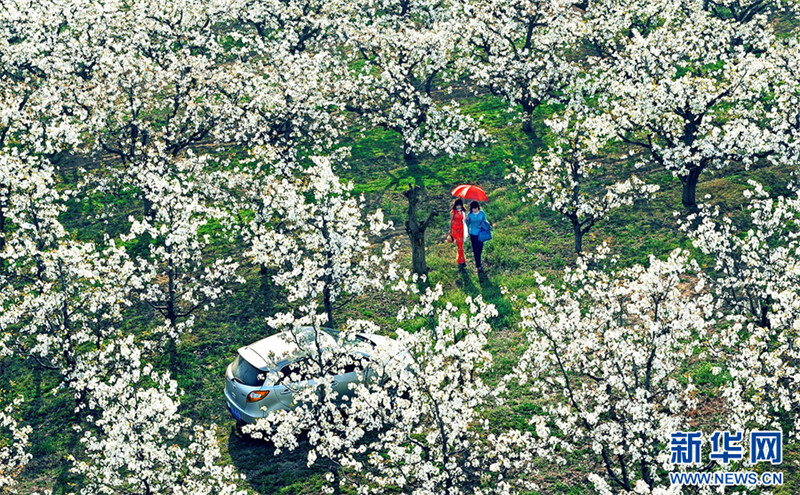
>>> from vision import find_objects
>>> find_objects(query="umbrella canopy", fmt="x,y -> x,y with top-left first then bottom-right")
451,184 -> 489,203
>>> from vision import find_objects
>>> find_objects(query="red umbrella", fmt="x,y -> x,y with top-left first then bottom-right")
451,184 -> 489,203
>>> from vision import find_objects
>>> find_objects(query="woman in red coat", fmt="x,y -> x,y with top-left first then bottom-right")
450,198 -> 467,270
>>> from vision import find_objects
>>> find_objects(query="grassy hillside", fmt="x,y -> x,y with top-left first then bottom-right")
8,92 -> 799,495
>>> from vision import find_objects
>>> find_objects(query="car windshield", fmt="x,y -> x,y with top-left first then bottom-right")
295,326 -> 339,346
231,354 -> 266,387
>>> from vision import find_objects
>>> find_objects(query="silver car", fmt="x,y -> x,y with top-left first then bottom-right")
224,326 -> 398,424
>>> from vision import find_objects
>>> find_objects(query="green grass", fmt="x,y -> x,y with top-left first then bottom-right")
7,90 -> 800,495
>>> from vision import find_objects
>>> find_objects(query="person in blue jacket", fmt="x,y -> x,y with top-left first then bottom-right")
466,201 -> 488,273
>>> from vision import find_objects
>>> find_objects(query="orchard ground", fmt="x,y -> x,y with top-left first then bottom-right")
9,94 -> 799,494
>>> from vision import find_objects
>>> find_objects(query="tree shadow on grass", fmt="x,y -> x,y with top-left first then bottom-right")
454,263 -> 514,330
456,265 -> 479,295
477,270 -> 514,330
227,425 -> 330,495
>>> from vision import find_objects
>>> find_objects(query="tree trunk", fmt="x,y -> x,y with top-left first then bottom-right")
410,230 -> 428,276
144,196 -> 155,220
166,300 -> 176,326
403,185 -> 431,276
573,221 -> 583,254
256,264 -> 273,318
402,146 -> 435,277
258,263 -> 271,300
521,112 -> 535,137
759,295 -> 772,329
520,100 -> 539,138
0,204 -> 5,274
321,218 -> 336,328
323,286 -> 334,329
330,466 -> 343,495
166,253 -> 177,327
680,167 -> 702,209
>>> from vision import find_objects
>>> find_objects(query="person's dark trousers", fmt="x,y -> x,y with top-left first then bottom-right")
470,234 -> 484,269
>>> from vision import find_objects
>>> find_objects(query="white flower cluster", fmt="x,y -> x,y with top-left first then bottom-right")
686,183 -> 800,440
68,336 -> 245,495
587,0 -> 796,207
1,0 -> 799,492
338,0 -> 490,157
510,112 -> 659,252
458,0 -> 581,133
513,248 -> 715,492
243,155 -> 399,327
119,153 -> 245,332
0,398 -> 32,494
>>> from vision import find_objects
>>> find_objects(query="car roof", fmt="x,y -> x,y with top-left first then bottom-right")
238,327 -> 339,370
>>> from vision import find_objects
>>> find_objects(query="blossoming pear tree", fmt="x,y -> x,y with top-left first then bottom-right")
0,152 -> 66,276
702,0 -> 795,22
512,248 -> 715,493
460,0 -> 581,136
0,398 -> 32,494
510,112 -> 658,253
247,155 -> 398,328
0,150 -> 148,393
579,0 -> 680,59
225,0 -> 347,156
684,183 -> 800,439
229,0 -> 345,57
223,52 -> 346,157
77,0 -> 238,219
0,0 -> 87,156
68,336 -> 245,495
120,154 -> 243,334
595,0 -> 780,207
2,240 -> 142,381
765,35 -> 800,178
339,0 -> 488,275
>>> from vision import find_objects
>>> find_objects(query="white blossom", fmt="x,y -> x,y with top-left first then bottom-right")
0,398 -> 32,493
509,111 -> 658,253
513,247 -> 714,491
685,183 -> 800,439
68,337 -> 245,495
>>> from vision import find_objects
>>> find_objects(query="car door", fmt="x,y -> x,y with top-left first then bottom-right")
332,353 -> 369,402
276,358 -> 313,408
